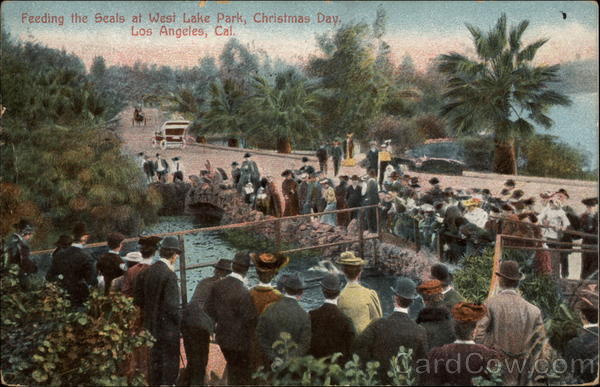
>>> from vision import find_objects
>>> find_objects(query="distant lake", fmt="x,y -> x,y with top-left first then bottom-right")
540,92 -> 598,170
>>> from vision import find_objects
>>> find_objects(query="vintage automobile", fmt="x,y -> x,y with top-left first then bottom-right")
152,120 -> 190,149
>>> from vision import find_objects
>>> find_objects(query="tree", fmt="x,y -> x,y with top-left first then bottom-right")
437,14 -> 571,174
219,38 -> 260,92
200,79 -> 248,139
245,70 -> 321,153
307,22 -> 390,139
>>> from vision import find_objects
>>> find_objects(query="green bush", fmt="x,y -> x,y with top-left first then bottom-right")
453,248 -> 494,303
253,332 -> 415,386
1,265 -> 154,386
519,134 -> 596,181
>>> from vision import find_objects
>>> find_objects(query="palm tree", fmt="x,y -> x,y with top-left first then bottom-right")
437,14 -> 571,175
245,70 -> 321,153
202,79 -> 248,141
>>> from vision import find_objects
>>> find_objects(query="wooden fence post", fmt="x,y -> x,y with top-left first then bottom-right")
178,234 -> 188,305
358,208 -> 365,259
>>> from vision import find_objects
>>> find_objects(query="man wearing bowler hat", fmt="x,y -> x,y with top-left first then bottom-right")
46,222 -> 97,307
354,277 -> 428,385
97,232 -> 126,296
256,272 -> 311,361
309,273 -> 356,364
181,258 -> 232,386
134,236 -> 182,386
474,260 -> 546,385
337,251 -> 382,333
5,219 -> 37,286
205,251 -> 257,385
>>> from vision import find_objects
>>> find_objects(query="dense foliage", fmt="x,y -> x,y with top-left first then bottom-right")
1,265 -> 154,386
253,332 -> 415,386
0,30 -> 162,246
453,248 -> 581,355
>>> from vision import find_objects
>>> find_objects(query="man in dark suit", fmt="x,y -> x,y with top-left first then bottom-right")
46,222 -> 97,307
309,274 -> 356,364
96,232 -> 125,295
231,162 -> 241,190
365,141 -> 379,173
564,300 -> 598,383
316,143 -> 328,174
181,259 -> 232,386
354,277 -> 428,385
346,175 -> 362,220
331,140 -> 343,177
205,251 -> 257,385
362,169 -> 379,233
134,236 -> 182,386
256,272 -> 311,361
5,219 -> 37,288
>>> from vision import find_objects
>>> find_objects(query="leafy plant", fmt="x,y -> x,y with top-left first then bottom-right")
453,247 -> 494,303
253,332 -> 415,386
1,264 -> 154,386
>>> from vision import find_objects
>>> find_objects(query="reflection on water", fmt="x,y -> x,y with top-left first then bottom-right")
142,216 -> 398,314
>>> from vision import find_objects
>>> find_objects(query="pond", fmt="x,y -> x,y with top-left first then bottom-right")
142,216 -> 399,314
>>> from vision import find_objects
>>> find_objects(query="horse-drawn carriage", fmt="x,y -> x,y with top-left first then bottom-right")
152,120 -> 190,149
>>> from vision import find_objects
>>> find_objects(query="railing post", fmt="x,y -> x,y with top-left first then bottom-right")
178,234 -> 188,305
275,218 -> 282,254
374,206 -> 380,265
414,218 -> 421,253
358,208 -> 365,259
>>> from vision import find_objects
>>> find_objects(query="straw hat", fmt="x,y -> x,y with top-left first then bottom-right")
417,280 -> 443,296
124,251 -> 143,263
337,251 -> 366,266
252,252 -> 289,272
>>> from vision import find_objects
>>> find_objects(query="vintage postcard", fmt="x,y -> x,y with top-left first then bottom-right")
1,1 -> 598,386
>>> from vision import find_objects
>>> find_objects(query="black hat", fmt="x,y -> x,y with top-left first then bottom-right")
490,206 -> 501,214
482,189 -> 491,195
556,188 -> 570,199
429,177 -> 440,185
172,157 -> 181,161
500,188 -> 511,196
107,232 -> 126,247
244,153 -> 252,158
391,277 -> 418,299
504,179 -> 516,187
137,152 -> 144,156
214,259 -> 233,272
305,166 -> 316,175
302,156 -> 309,162
138,235 -> 162,247
281,272 -> 306,291
582,197 -> 598,207
431,263 -> 451,285
444,187 -> 454,193
320,273 -> 341,292
233,250 -> 251,268
410,184 -> 421,189
496,260 -> 525,281
231,161 -> 239,167
72,222 -> 89,239
351,175 -> 360,181
160,236 -> 182,253
501,203 -> 515,212
511,190 -> 524,199
523,197 -> 535,206
54,235 -> 73,248
14,219 -> 34,234
156,153 -> 161,157
281,169 -> 293,177
410,177 -> 419,183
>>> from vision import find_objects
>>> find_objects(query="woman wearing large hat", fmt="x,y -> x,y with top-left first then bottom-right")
426,302 -> 500,385
336,251 -> 382,333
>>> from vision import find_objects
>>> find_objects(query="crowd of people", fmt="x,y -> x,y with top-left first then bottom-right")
5,219 -> 598,385
4,141 -> 597,386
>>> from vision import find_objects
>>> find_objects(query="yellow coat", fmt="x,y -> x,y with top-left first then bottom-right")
338,282 -> 383,333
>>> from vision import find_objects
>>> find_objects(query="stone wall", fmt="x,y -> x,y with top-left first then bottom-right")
182,183 -> 436,280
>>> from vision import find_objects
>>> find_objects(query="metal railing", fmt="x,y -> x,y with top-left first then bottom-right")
31,204 -> 382,304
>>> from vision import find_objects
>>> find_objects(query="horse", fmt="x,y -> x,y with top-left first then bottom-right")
132,108 -> 146,127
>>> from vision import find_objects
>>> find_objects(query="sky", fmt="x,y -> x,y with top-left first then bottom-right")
1,1 -> 598,70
